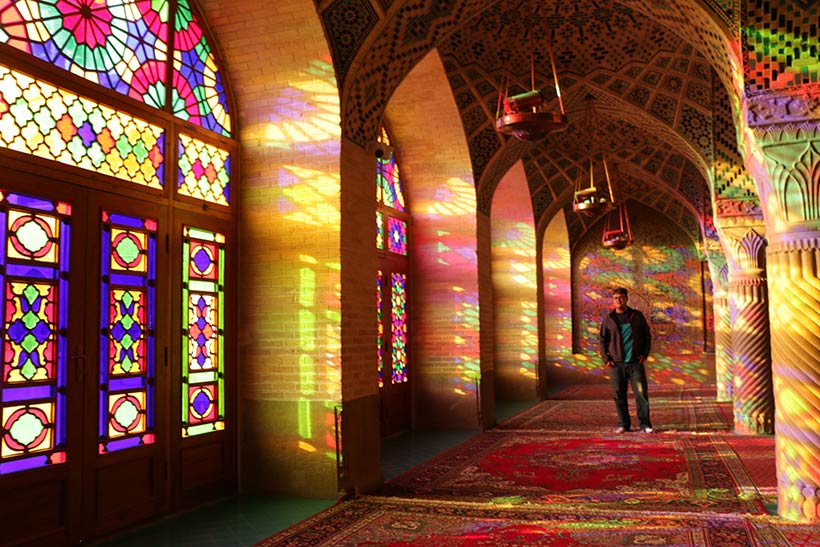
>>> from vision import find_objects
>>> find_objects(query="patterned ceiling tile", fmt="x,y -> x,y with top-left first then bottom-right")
743,0 -> 820,93
321,0 -> 378,82
325,0 -> 747,229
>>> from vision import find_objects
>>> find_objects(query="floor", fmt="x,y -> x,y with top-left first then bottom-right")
89,401 -> 534,547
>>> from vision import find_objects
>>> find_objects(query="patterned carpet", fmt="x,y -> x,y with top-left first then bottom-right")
255,383 -> 820,546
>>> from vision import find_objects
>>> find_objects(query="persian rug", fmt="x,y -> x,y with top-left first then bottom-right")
378,431 -> 767,514
497,399 -> 732,433
547,383 -> 718,401
254,496 -> 793,547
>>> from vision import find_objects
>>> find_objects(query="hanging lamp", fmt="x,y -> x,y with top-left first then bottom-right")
495,37 -> 566,141
572,97 -> 615,216
601,201 -> 633,250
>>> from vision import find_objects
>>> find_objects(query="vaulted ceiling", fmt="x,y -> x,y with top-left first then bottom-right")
317,0 -> 752,248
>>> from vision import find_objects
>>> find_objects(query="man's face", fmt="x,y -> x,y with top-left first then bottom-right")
613,293 -> 628,312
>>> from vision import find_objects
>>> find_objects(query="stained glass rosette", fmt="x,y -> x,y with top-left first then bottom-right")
172,0 -> 230,136
181,225 -> 224,437
0,0 -> 232,136
0,0 -> 169,108
99,211 -> 156,453
0,190 -> 70,474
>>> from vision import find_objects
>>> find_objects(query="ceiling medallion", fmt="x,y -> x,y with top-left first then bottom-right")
495,40 -> 566,142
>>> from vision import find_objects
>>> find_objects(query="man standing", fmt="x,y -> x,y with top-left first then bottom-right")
598,287 -> 653,433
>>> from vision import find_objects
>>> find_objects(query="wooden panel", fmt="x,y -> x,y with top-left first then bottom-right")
181,440 -> 226,487
0,475 -> 67,547
95,458 -> 155,519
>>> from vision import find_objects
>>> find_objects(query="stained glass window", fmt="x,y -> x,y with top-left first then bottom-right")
387,217 -> 406,255
99,211 -> 156,453
0,0 -> 232,136
0,63 -> 166,188
390,272 -> 407,384
376,126 -> 404,211
377,270 -> 383,388
178,133 -> 230,205
181,225 -> 224,437
0,189 -> 71,474
173,0 -> 231,136
376,211 -> 384,250
0,0 -> 169,107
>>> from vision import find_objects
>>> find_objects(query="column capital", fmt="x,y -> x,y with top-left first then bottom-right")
745,88 -> 820,131
718,222 -> 766,275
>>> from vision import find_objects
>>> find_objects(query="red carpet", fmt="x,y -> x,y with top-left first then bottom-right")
254,497 -> 804,546
378,431 -> 766,513
254,382 -> 820,546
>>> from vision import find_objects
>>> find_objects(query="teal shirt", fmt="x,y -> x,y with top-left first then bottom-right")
616,312 -> 633,362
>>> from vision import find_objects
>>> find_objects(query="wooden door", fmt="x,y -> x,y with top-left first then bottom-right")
0,174 -> 86,547
170,209 -> 236,509
0,172 -> 171,547
78,193 -> 170,539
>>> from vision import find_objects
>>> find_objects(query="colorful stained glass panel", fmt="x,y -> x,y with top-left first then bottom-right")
172,0 -> 231,136
387,216 -> 407,255
0,190 -> 70,474
376,126 -> 404,212
0,0 -> 169,108
99,211 -> 156,454
177,133 -> 230,205
181,226 -> 225,437
0,64 -> 165,188
377,270 -> 383,388
390,272 -> 407,384
376,211 -> 384,250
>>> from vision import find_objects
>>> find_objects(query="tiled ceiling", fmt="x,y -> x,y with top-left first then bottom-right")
320,0 -> 745,246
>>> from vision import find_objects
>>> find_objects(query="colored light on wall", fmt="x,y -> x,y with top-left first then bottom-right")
0,189 -> 70,474
99,211 -> 156,453
178,133 -> 231,205
181,226 -> 225,437
0,63 -> 165,188
278,165 -> 341,227
263,60 -> 340,146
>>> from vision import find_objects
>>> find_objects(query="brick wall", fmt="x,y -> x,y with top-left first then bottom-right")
199,0 -> 344,498
491,161 -> 539,401
385,51 -> 484,430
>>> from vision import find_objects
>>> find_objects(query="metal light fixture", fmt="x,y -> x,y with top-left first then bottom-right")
495,39 -> 566,141
572,96 -> 615,216
602,201 -> 633,250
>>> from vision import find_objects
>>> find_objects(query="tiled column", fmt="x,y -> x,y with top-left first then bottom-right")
748,115 -> 820,522
704,244 -> 732,402
720,221 -> 774,435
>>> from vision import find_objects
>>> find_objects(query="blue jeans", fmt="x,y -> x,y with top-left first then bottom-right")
609,361 -> 651,430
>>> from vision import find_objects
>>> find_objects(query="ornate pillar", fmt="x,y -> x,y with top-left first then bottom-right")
719,216 -> 774,435
748,119 -> 820,522
705,244 -> 732,402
